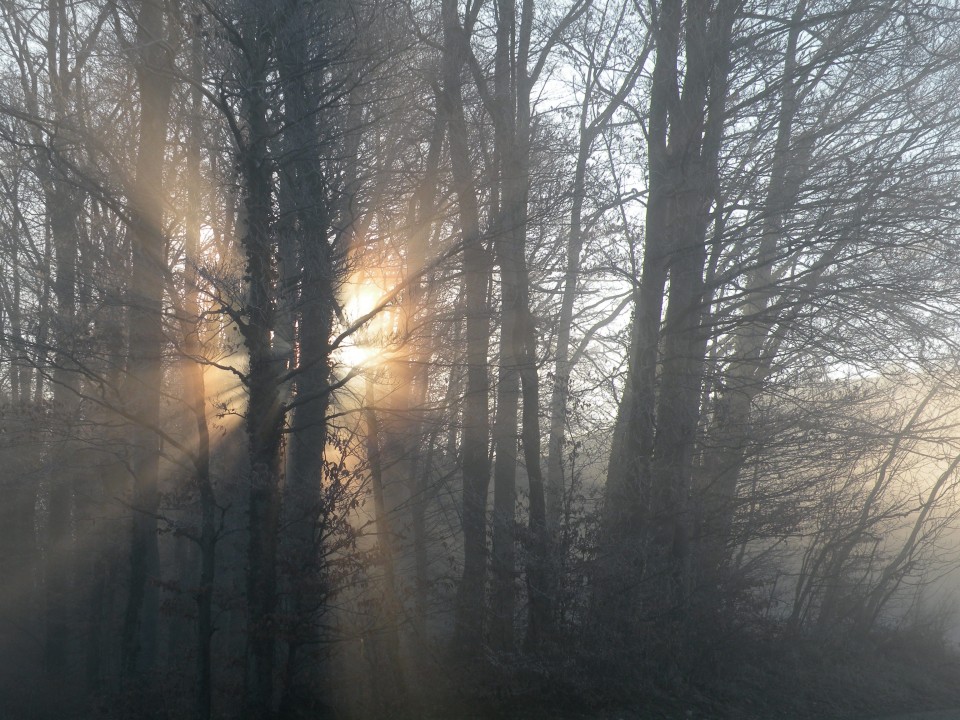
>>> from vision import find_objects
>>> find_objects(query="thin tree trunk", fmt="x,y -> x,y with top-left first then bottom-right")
181,16 -> 216,717
697,1 -> 807,589
545,40 -> 646,536
404,109 -> 445,642
490,284 -> 520,652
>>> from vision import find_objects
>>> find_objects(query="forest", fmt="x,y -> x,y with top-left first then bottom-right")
5,0 -> 960,718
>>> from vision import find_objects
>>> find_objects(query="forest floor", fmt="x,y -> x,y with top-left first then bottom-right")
450,630 -> 960,720
869,713 -> 960,720
682,634 -> 960,720
676,632 -> 960,720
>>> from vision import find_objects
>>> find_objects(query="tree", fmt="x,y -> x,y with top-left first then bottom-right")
599,0 -> 739,636
120,0 -> 174,683
441,0 -> 494,657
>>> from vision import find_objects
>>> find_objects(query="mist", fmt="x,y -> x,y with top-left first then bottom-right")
4,0 -> 960,718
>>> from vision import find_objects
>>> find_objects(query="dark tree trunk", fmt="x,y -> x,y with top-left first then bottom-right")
598,0 -> 738,622
241,44 -> 285,719
276,4 -> 338,715
402,104 -> 445,643
42,0 -> 82,688
441,0 -> 494,658
179,17 -> 217,718
121,0 -> 173,683
484,0 -> 554,653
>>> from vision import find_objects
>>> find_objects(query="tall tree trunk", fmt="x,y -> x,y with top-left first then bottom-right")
276,3 -> 338,714
491,145 -> 552,652
545,40 -> 645,536
43,179 -> 79,684
489,269 -> 521,652
442,0 -> 494,658
487,0 -> 526,655
697,0 -> 807,589
598,0 -> 738,622
121,0 -> 173,681
544,141 -> 589,541
485,0 -> 555,653
0,401 -> 40,688
241,39 -> 285,718
179,15 -> 217,718
403,104 -> 445,642
42,0 -> 81,686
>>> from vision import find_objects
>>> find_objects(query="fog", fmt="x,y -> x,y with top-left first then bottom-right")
4,0 -> 960,718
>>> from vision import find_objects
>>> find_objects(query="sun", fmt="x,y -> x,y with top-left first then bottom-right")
335,268 -> 400,372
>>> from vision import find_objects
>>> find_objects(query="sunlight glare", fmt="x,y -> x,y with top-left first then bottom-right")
336,268 -> 400,372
